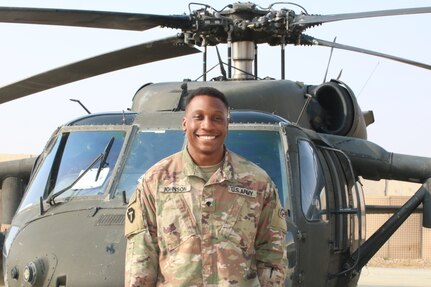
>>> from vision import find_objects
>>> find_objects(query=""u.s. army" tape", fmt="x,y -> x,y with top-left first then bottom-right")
228,186 -> 257,198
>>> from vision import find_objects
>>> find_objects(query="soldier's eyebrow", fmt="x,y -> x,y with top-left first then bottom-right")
189,109 -> 226,116
191,109 -> 227,114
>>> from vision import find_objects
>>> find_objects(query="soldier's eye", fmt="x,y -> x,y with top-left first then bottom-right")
213,116 -> 225,122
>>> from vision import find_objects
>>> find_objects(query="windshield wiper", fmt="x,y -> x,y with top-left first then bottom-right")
95,136 -> 114,181
46,136 -> 115,206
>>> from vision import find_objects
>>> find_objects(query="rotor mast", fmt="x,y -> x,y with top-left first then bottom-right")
232,41 -> 255,80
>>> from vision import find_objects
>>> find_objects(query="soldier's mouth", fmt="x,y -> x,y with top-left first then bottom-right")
197,135 -> 217,140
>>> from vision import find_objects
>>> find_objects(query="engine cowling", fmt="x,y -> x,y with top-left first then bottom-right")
308,80 -> 371,139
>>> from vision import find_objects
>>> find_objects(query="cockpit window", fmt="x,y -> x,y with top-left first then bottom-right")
50,131 -> 125,198
115,130 -> 185,198
298,140 -> 327,221
18,135 -> 62,211
115,129 -> 288,205
18,130 -> 125,211
225,130 -> 288,206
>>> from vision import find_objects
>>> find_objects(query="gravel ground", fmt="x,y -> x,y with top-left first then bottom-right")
367,257 -> 431,269
358,266 -> 431,287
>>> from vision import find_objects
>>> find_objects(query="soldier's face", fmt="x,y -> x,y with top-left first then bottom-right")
182,95 -> 229,166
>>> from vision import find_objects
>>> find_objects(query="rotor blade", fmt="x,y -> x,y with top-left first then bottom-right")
0,7 -> 191,31
301,35 -> 431,71
0,36 -> 200,104
292,7 -> 431,26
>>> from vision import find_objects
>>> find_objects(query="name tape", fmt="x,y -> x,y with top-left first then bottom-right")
159,185 -> 190,193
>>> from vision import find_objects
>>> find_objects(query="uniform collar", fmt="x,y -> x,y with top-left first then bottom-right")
182,147 -> 234,183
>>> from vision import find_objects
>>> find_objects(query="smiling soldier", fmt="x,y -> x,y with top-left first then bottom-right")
125,87 -> 287,286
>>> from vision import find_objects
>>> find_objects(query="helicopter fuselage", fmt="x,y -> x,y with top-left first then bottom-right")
2,80 -> 369,286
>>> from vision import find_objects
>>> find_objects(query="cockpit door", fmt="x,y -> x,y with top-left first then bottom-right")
283,125 -> 364,287
283,125 -> 332,286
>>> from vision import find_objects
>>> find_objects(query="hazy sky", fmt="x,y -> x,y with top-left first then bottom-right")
0,0 -> 430,158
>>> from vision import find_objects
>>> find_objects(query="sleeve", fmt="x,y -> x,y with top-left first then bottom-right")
124,177 -> 159,287
255,181 -> 288,287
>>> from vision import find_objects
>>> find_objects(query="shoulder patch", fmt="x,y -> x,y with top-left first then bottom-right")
127,207 -> 136,223
271,204 -> 288,233
124,191 -> 145,238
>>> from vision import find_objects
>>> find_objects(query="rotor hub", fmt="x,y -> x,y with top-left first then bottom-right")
182,2 -> 303,46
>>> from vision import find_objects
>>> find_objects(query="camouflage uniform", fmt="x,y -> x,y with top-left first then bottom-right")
125,149 -> 287,286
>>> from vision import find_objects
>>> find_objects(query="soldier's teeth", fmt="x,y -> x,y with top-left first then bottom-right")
199,135 -> 216,140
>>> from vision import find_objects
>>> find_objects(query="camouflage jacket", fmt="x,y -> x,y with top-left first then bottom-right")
125,149 -> 287,286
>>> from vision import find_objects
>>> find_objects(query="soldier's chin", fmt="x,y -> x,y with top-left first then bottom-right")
198,145 -> 222,155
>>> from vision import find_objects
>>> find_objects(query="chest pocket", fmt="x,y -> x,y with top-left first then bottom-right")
157,192 -> 198,252
219,196 -> 259,252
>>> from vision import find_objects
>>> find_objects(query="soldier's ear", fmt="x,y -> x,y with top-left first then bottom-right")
182,117 -> 187,132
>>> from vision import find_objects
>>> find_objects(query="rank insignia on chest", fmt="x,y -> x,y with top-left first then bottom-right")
228,186 -> 257,198
159,184 -> 191,193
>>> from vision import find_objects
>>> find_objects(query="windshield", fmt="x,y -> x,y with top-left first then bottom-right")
115,129 -> 288,205
18,130 -> 126,211
115,130 -> 185,198
226,129 -> 288,206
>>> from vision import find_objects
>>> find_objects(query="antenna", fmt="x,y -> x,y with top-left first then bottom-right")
323,37 -> 337,83
358,61 -> 380,97
70,99 -> 91,114
336,69 -> 343,80
294,93 -> 313,125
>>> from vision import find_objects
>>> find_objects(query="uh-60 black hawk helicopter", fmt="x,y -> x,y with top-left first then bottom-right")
0,2 -> 431,286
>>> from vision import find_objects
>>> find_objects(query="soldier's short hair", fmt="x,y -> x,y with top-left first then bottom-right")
185,87 -> 229,110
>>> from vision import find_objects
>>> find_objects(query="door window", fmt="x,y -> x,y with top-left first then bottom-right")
298,140 -> 328,221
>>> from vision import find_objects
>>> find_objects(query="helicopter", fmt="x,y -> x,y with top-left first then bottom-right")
0,1 -> 431,286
